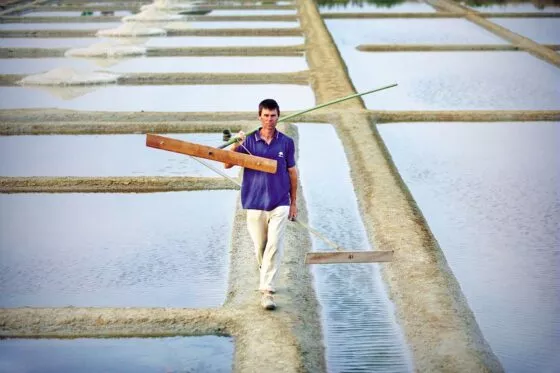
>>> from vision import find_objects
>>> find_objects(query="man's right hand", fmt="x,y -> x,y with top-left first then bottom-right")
233,131 -> 246,147
225,131 -> 246,169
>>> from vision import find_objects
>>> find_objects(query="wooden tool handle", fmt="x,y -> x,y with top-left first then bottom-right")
146,134 -> 277,174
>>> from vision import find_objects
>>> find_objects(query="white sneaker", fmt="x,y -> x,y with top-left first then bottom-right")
261,293 -> 276,310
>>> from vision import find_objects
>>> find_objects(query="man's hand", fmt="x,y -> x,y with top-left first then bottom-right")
233,131 -> 246,148
289,203 -> 297,221
225,131 -> 246,169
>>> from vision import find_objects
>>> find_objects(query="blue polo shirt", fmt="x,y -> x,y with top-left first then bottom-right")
235,128 -> 296,211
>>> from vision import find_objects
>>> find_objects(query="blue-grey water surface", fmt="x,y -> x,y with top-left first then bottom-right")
0,85 -> 316,112
297,123 -> 413,373
22,11 -> 133,17
0,36 -> 305,48
318,1 -> 436,13
0,22 -> 122,30
489,18 -> 560,44
0,133 -> 239,177
0,191 -> 237,308
325,18 -> 506,45
0,336 -> 233,373
0,56 -> 308,74
324,48 -> 560,111
461,2 -> 560,12
377,121 -> 560,373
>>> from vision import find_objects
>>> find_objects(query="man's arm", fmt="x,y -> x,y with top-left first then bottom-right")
288,166 -> 298,220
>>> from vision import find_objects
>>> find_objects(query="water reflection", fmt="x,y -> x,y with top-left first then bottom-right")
377,121 -> 560,373
0,191 -> 236,308
0,336 -> 234,373
317,0 -> 435,12
317,0 -> 407,9
0,85 -> 316,112
297,123 -> 413,373
0,134 -> 240,177
316,0 -> 560,7
459,0 -> 560,10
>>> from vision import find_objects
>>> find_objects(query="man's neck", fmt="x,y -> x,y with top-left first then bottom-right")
260,128 -> 276,141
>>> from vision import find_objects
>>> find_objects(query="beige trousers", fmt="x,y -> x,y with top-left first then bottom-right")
246,205 -> 289,292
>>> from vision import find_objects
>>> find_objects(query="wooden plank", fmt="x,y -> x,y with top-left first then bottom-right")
146,134 -> 277,174
305,250 -> 394,264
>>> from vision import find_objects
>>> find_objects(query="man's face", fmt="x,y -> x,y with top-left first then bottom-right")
259,108 -> 279,130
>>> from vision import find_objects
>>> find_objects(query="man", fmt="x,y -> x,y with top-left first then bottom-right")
225,99 -> 298,310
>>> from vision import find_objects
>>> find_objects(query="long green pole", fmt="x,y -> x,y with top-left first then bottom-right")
217,83 -> 397,149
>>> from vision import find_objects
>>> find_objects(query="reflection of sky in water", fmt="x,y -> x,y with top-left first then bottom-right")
209,9 -> 297,15
0,36 -> 305,48
0,85 -> 315,112
0,56 -> 308,74
0,133 -> 240,177
318,1 -> 436,12
325,18 -> 506,45
297,123 -> 413,373
323,46 -> 560,110
145,35 -> 305,47
166,21 -> 299,29
0,191 -> 237,308
461,2 -> 560,12
22,11 -> 133,16
0,336 -> 234,373
489,18 -> 560,44
377,121 -> 560,373
0,22 -> 122,30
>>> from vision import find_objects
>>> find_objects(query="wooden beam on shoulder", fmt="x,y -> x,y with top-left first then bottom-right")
146,134 -> 277,174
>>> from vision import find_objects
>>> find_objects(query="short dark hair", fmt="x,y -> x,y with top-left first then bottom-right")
258,99 -> 280,116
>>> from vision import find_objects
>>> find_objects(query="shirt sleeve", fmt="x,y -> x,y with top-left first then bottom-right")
286,138 -> 296,168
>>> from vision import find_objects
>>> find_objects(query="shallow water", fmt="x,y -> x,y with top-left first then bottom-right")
324,18 -> 506,45
0,133 -> 239,177
21,11 -> 133,17
0,56 -> 308,74
0,85 -> 316,112
208,9 -> 297,15
325,49 -> 560,110
0,22 -> 123,30
0,35 -> 305,48
0,336 -> 234,373
144,35 -> 305,47
297,123 -> 413,373
318,1 -> 436,13
461,2 -> 560,12
0,191 -> 237,308
489,18 -> 560,44
377,121 -> 560,373
167,21 -> 299,29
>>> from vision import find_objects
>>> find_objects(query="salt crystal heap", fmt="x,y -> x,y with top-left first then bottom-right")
18,67 -> 120,86
64,42 -> 147,58
140,0 -> 207,13
124,4 -> 185,22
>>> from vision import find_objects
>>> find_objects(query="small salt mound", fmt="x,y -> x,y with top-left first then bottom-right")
97,23 -> 167,37
140,0 -> 206,12
64,42 -> 147,58
123,7 -> 184,22
18,67 -> 120,86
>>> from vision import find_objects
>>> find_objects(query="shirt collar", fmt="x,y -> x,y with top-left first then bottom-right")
255,128 -> 279,142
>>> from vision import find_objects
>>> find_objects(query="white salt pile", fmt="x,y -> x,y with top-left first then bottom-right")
18,67 -> 120,86
64,42 -> 147,58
